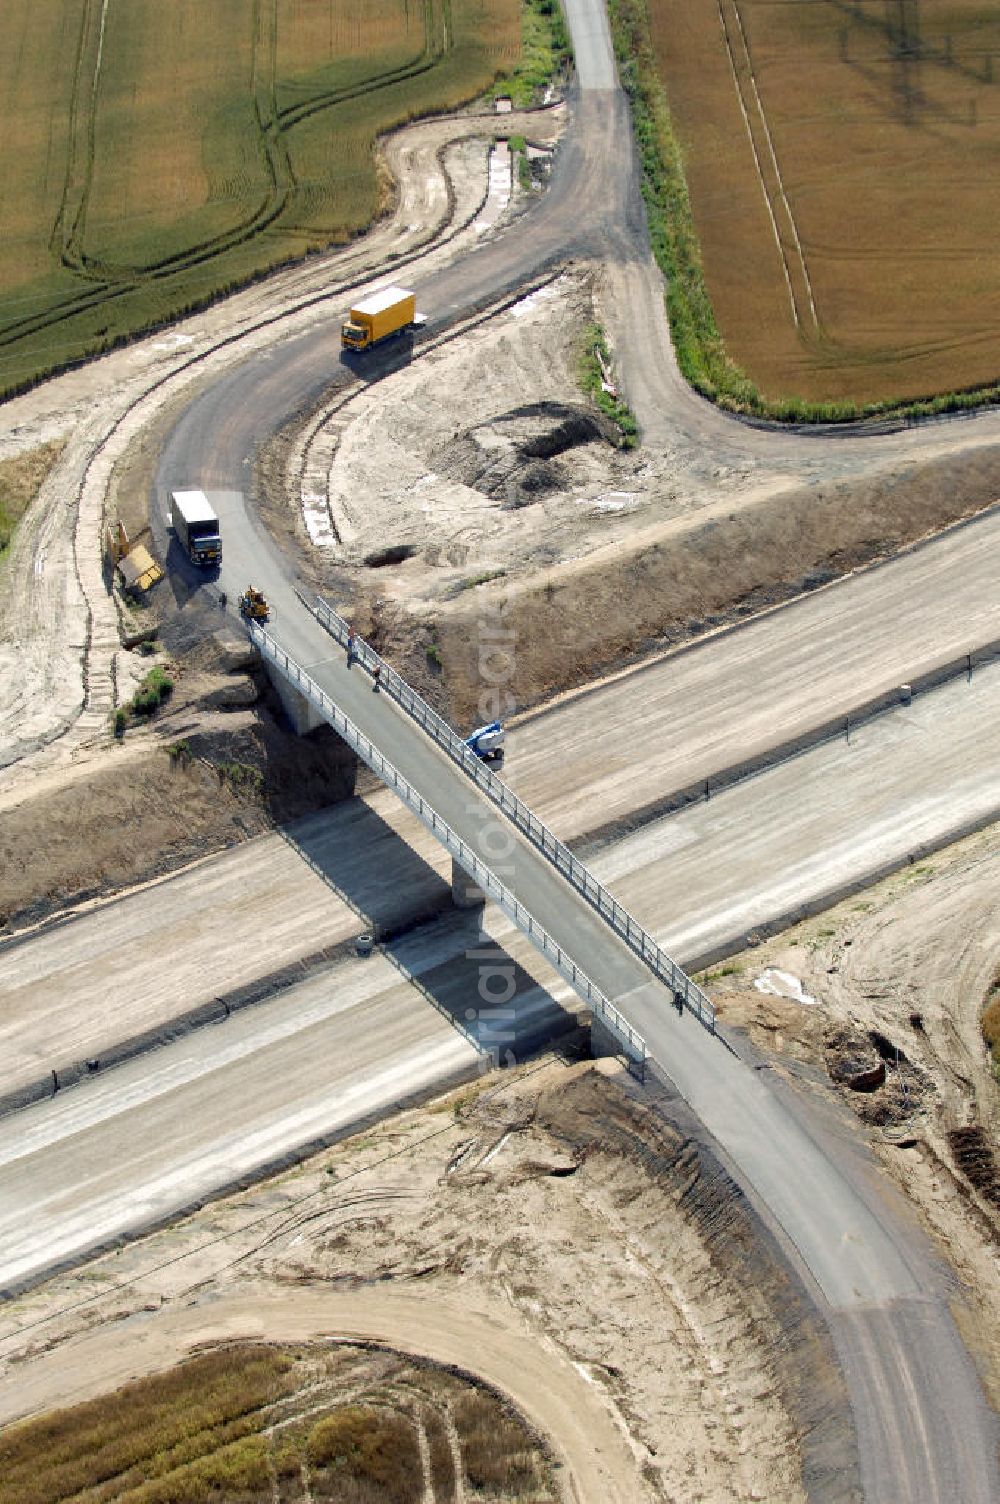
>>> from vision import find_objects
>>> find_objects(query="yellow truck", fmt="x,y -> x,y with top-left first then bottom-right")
341,286 -> 419,352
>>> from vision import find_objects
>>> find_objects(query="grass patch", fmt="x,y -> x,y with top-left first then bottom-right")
0,441 -> 65,558
699,962 -> 743,983
578,322 -> 638,447
459,569 -> 507,590
499,0 -> 572,107
0,1345 -> 295,1504
216,759 -> 264,795
130,666 -> 174,718
308,1406 -> 421,1503
115,665 -> 174,734
608,0 -> 1000,422
508,133 -> 533,192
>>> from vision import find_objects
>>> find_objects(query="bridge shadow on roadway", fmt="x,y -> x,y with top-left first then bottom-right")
279,801 -> 580,1064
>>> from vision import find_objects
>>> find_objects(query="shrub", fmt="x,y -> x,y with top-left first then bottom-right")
131,666 -> 174,717
307,1407 -> 421,1504
498,0 -> 572,107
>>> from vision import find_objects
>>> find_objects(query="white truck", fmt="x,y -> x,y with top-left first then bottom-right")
170,490 -> 222,567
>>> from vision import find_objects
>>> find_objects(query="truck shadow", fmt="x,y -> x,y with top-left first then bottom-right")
278,802 -> 578,1062
339,330 -> 418,386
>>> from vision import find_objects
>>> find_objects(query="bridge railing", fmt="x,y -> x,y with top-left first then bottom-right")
250,622 -> 647,1077
305,594 -> 716,1033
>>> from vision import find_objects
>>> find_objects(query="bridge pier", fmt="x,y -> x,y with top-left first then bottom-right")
268,667 -> 327,734
263,663 -> 359,797
451,858 -> 486,909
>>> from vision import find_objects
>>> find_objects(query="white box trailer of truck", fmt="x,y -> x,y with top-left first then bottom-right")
170,490 -> 222,566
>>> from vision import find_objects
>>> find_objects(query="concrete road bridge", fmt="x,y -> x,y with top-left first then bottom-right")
256,591 -> 716,1068
240,578 -> 999,1504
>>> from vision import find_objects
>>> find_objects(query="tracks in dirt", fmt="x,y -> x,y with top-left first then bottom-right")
2,0 -> 1000,1496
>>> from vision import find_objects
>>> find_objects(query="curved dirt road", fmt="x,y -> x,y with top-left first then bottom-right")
0,1289 -> 643,1504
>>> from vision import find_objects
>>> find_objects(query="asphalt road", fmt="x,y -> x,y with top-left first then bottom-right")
6,0 -> 998,1495
3,659 -> 1000,1495
4,513 -> 998,1107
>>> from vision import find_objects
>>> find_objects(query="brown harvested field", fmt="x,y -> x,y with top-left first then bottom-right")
648,0 -> 1000,404
0,0 -> 520,397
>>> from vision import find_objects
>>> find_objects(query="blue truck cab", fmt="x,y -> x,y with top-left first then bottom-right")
464,720 -> 505,761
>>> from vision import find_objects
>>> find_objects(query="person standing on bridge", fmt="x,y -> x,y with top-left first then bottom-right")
347,625 -> 355,662
372,660 -> 382,691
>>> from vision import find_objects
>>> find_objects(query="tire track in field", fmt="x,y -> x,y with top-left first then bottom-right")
276,0 -> 445,135
717,0 -> 819,336
51,0 -> 111,283
0,0 -> 450,367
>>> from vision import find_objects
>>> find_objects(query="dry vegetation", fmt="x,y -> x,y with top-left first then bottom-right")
0,441 -> 65,558
983,974 -> 1000,1075
643,0 -> 1000,406
0,0 -> 523,397
0,1341 -> 555,1504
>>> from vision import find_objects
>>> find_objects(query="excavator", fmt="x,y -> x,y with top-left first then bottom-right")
239,585 -> 270,622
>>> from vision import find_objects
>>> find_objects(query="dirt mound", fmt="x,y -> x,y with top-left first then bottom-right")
825,1025 -> 933,1126
525,1070 -> 857,1501
432,400 -> 614,509
432,450 -> 1000,724
0,633 -> 358,936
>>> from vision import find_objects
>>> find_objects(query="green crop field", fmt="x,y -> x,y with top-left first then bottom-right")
643,0 -> 1000,408
0,0 -> 528,398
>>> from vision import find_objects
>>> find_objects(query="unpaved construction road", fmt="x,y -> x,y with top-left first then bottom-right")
2,656 -> 999,1495
1,0 -> 1000,1498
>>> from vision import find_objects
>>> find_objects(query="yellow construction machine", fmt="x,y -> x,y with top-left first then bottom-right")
239,586 -> 270,622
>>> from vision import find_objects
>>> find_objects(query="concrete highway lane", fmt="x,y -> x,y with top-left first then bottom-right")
3,519 -> 998,1112
18,0 -> 993,1495
3,657 -> 1000,1495
0,923 -> 572,1295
